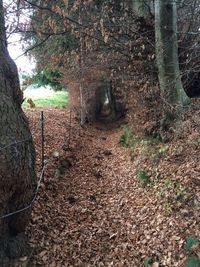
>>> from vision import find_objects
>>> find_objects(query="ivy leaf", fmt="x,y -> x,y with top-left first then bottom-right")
186,256 -> 200,267
144,257 -> 152,266
184,237 -> 199,251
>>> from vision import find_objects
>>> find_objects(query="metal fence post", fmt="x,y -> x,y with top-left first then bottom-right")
41,111 -> 45,182
68,109 -> 72,148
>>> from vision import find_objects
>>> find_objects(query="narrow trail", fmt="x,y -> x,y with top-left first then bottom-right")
25,108 -> 199,267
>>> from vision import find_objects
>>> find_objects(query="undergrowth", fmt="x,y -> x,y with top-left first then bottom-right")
184,237 -> 200,267
119,126 -> 191,214
136,169 -> 150,187
119,127 -> 135,147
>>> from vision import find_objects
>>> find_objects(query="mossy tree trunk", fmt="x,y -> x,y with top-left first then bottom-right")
132,0 -> 153,18
0,0 -> 36,265
155,0 -> 190,110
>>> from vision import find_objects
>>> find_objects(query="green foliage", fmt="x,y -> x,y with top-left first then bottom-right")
23,91 -> 68,109
158,145 -> 168,154
162,202 -> 173,214
193,136 -> 200,145
144,257 -> 152,266
119,127 -> 134,147
20,71 -> 31,82
152,177 -> 189,215
153,144 -> 169,163
31,69 -> 63,91
184,237 -> 200,267
186,256 -> 200,267
174,183 -> 187,201
136,170 -> 150,186
184,237 -> 199,251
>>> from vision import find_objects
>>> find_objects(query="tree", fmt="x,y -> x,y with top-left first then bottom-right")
21,0 -> 132,121
0,0 -> 36,264
19,0 -> 195,128
177,0 -> 200,97
155,0 -> 190,115
132,0 -> 153,18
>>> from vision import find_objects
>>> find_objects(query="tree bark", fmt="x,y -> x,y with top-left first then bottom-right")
155,0 -> 190,109
0,0 -> 36,265
132,0 -> 153,18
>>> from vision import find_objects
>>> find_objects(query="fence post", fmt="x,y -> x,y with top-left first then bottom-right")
41,111 -> 45,182
68,109 -> 72,148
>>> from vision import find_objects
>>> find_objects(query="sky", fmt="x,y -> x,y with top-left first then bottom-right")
4,0 -> 35,74
7,33 -> 36,74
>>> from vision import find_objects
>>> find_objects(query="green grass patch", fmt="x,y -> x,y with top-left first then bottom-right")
23,91 -> 68,109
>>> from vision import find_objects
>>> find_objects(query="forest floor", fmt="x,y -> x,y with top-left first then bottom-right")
24,107 -> 199,267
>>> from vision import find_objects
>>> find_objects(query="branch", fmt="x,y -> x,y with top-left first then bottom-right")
14,34 -> 51,60
23,0 -> 82,26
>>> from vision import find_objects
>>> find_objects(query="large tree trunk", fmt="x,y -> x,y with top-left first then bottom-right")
155,0 -> 190,109
0,1 -> 36,265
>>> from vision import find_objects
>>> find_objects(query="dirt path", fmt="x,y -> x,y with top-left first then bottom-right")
25,108 -> 199,267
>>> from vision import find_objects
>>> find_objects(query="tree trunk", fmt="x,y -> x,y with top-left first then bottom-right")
95,79 -> 118,121
132,0 -> 152,18
155,0 -> 190,109
0,1 -> 36,265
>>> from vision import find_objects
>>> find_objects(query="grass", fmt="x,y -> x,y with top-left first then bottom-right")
23,90 -> 68,109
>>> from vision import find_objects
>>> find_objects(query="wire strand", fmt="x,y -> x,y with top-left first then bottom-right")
0,165 -> 45,219
0,115 -> 42,152
0,109 -> 78,220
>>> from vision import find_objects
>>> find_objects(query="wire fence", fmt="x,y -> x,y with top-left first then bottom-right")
0,166 -> 45,219
0,108 -> 78,220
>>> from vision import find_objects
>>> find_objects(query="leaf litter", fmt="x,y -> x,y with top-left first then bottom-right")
25,107 -> 199,267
